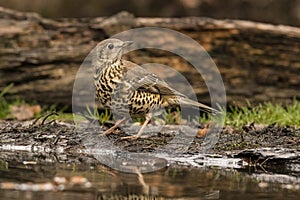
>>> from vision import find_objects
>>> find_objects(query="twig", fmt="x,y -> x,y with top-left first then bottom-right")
32,112 -> 59,125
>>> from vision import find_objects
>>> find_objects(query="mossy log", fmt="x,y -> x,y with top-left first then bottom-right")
0,7 -> 299,109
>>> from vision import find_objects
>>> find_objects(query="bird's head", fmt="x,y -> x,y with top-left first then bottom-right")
94,38 -> 133,63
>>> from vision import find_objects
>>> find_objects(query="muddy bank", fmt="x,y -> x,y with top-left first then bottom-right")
0,119 -> 299,169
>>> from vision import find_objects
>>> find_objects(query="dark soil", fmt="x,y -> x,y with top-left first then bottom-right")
0,119 -> 299,166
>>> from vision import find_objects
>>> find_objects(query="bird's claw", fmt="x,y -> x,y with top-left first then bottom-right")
99,129 -> 112,136
120,135 -> 139,140
99,129 -> 121,137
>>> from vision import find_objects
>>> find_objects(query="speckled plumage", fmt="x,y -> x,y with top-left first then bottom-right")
93,38 -> 218,140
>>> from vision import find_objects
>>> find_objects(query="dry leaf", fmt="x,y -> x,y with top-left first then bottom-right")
10,104 -> 41,120
197,127 -> 208,137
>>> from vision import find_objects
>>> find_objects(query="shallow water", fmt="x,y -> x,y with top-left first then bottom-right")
0,154 -> 300,200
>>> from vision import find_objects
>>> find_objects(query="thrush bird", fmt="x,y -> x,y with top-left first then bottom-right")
93,38 -> 219,140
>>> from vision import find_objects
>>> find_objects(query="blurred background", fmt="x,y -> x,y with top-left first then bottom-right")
1,0 -> 300,111
0,0 -> 299,27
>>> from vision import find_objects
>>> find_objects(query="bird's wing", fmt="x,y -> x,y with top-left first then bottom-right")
123,60 -> 186,97
122,60 -> 219,114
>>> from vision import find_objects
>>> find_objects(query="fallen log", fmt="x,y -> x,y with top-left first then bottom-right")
0,7 -> 299,109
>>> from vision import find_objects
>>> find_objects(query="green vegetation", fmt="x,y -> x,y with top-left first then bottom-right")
1,84 -> 300,128
0,84 -> 13,119
85,106 -> 111,125
0,84 -> 72,121
42,104 -> 73,121
163,107 -> 182,125
218,100 -> 300,128
0,83 -> 26,119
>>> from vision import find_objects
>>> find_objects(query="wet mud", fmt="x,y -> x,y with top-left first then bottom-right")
0,120 -> 299,166
1,119 -> 300,198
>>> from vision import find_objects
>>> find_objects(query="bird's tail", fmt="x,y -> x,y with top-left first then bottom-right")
176,97 -> 220,114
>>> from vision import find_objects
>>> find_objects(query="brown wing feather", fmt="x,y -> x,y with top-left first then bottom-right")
122,60 -> 185,97
122,60 -> 219,114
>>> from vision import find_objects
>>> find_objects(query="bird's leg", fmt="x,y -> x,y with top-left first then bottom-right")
99,117 -> 127,136
121,113 -> 153,140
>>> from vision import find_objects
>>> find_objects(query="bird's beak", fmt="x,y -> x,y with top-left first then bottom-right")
122,41 -> 134,47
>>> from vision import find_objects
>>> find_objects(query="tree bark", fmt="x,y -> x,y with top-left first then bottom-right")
0,7 -> 299,109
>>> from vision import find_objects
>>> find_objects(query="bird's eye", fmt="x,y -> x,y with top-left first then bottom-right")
107,43 -> 114,50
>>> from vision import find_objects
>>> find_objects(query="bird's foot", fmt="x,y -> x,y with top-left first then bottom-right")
99,130 -> 112,137
120,134 -> 140,140
99,127 -> 117,136
100,129 -> 123,137
99,118 -> 127,137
